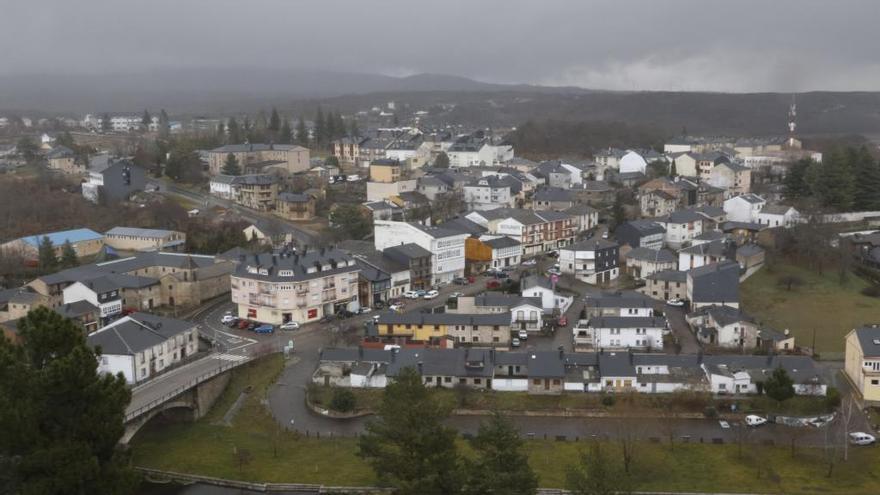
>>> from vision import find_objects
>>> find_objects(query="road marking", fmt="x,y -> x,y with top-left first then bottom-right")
217,353 -> 249,362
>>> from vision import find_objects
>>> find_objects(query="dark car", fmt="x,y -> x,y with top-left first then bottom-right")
337,310 -> 355,319
225,317 -> 240,327
453,277 -> 469,285
319,314 -> 337,324
247,321 -> 258,331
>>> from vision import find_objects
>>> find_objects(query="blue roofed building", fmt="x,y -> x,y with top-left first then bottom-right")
1,228 -> 104,260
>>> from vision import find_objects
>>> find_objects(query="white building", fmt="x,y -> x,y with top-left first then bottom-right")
521,275 -> 572,314
374,221 -> 468,285
558,238 -> 620,284
62,279 -> 123,321
756,205 -> 800,228
481,236 -> 523,269
585,316 -> 667,350
723,194 -> 766,223
655,210 -> 704,249
87,313 -> 199,384
463,176 -> 515,210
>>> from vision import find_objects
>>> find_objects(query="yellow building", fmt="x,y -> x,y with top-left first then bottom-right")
376,312 -> 511,347
369,159 -> 401,183
845,325 -> 880,403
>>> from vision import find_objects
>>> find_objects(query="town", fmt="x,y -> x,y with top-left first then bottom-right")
3,3 -> 880,494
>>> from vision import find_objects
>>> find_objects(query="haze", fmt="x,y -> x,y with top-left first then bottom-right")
3,0 -> 880,93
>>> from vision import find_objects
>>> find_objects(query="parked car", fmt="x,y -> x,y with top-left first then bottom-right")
719,420 -> 730,429
453,277 -> 469,285
744,415 -> 768,427
254,324 -> 274,334
486,280 -> 501,289
546,250 -> 559,258
493,271 -> 510,279
517,329 -> 529,340
849,432 -> 876,446
359,307 -> 372,314
404,290 -> 419,299
221,314 -> 237,324
346,174 -> 361,182
521,258 -> 537,266
389,303 -> 403,312
666,298 -> 686,307
511,337 -> 521,348
423,289 -> 439,299
450,291 -> 464,298
415,289 -> 427,298
247,321 -> 258,331
280,321 -> 300,331
237,319 -> 252,330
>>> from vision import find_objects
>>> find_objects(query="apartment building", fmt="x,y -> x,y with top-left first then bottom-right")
845,325 -> 880,403
276,192 -> 316,221
559,238 -> 619,284
206,143 -> 310,176
374,221 -> 467,285
231,248 -> 359,325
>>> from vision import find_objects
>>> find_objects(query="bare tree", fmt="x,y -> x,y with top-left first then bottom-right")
659,410 -> 679,451
839,395 -> 857,462
823,420 -> 839,478
616,421 -> 639,474
233,447 -> 252,473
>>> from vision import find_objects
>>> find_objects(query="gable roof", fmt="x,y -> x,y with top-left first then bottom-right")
854,326 -> 880,357
521,274 -> 553,291
87,312 -> 195,356
625,247 -> 675,263
16,228 -> 103,248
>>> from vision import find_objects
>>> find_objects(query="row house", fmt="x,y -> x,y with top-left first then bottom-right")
465,208 -> 575,256
450,293 -> 544,333
206,143 -> 310,176
624,247 -> 677,280
375,312 -> 512,347
686,305 -> 759,349
573,316 -> 667,351
464,236 -> 523,273
559,238 -> 620,284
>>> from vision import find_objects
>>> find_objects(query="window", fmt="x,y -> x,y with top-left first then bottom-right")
459,378 -> 466,384
444,377 -> 451,383
552,379 -> 560,385
472,337 -> 479,342
719,383 -> 727,390
872,379 -> 879,386
533,379 -> 541,385
474,378 -> 481,385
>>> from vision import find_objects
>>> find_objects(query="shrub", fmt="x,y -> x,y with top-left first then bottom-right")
704,406 -> 718,418
825,387 -> 841,410
330,388 -> 356,413
600,394 -> 616,407
861,285 -> 880,298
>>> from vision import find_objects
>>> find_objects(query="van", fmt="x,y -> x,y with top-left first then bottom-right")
849,432 -> 876,446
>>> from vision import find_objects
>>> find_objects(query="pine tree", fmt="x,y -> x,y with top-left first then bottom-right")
38,236 -> 57,271
852,146 -> 880,210
784,158 -> 812,201
268,107 -> 281,132
278,119 -> 292,144
141,109 -> 152,127
222,153 -> 241,175
670,159 -> 677,177
216,121 -> 226,142
295,117 -> 309,147
60,240 -> 78,268
764,367 -> 795,403
348,118 -> 360,137
462,413 -> 538,495
314,107 -> 326,149
434,152 -> 450,168
101,113 -> 112,132
227,117 -> 241,144
158,109 -> 170,137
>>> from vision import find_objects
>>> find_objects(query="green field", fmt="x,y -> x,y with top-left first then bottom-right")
131,355 -> 880,493
741,263 -> 880,354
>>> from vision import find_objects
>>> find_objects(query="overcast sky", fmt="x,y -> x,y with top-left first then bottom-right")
3,0 -> 880,92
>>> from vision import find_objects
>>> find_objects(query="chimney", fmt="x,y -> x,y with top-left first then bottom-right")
417,361 -> 423,374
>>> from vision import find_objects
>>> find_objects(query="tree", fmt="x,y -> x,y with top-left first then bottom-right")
348,118 -> 360,138
646,160 -> 669,178
268,107 -> 281,133
216,121 -> 226,142
669,159 -> 677,177
611,192 -> 627,230
16,136 -> 39,163
158,109 -> 170,137
330,388 -> 356,412
851,146 -> 880,210
278,119 -> 292,144
784,158 -> 812,201
0,307 -> 135,494
324,155 -> 340,167
777,274 -> 804,291
434,152 -> 450,168
59,240 -> 78,269
358,367 -> 462,494
314,107 -> 326,149
566,442 -> 630,495
763,367 -> 795,404
141,109 -> 152,128
329,204 -> 371,241
295,117 -> 309,147
166,145 -> 204,183
227,117 -> 242,144
463,412 -> 538,495
101,112 -> 112,132
38,235 -> 57,271
222,153 -> 241,176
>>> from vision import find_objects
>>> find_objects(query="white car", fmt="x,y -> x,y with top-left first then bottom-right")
346,174 -> 361,182
450,291 -> 464,298
744,415 -> 768,427
280,321 -> 300,331
517,330 -> 529,341
423,290 -> 439,299
666,298 -> 686,307
849,432 -> 876,446
221,314 -> 237,324
521,259 -> 537,266
403,290 -> 419,299
389,304 -> 403,312
511,338 -> 521,348
718,420 -> 730,429
359,307 -> 372,314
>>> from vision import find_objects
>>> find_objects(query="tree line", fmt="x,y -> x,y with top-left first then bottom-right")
218,106 -> 357,151
784,146 -> 880,212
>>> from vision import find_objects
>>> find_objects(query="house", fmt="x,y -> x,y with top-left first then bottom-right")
564,204 -> 599,232
532,187 -> 575,211
614,220 -> 666,250
104,227 -> 186,253
446,135 -> 512,168
331,136 -> 370,163
583,291 -> 655,318
678,239 -> 734,271
594,149 -> 648,176
206,143 -> 310,176
687,305 -> 759,348
521,275 -> 573,314
845,325 -> 880,403
736,244 -> 765,272
687,261 -> 740,309
361,200 -> 404,221
1,228 -> 104,261
640,270 -> 688,302
655,210 -> 704,249
276,192 -> 316,221
383,243 -> 433,291
723,194 -> 766,223
583,316 -> 666,350
242,219 -> 299,247
640,189 -> 679,218
417,175 -> 451,201
708,162 -> 751,197
234,174 -> 279,211
572,181 -> 614,205
670,152 -> 699,177
451,293 -> 544,333
231,248 -> 359,325
559,238 -> 620,284
463,176 -> 515,210
366,178 -> 418,202
695,151 -> 733,180
624,248 -> 676,280
209,174 -> 239,200
375,312 -> 512,347
369,159 -> 403,183
337,240 -> 412,303
465,208 -> 575,256
374,221 -> 467,285
756,205 -> 800,228
0,288 -> 50,323
62,277 -> 127,324
47,145 -> 82,174
82,161 -> 146,204
88,313 -> 199,384
464,236 -> 523,273
55,300 -> 102,333
701,355 -> 825,396
689,205 -> 727,229
533,160 -> 583,188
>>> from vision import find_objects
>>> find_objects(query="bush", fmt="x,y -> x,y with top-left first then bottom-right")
330,388 -> 356,413
861,285 -> 880,298
600,394 -> 616,407
704,406 -> 718,418
825,387 -> 841,410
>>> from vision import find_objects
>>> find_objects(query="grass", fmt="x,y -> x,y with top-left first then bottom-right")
741,262 -> 880,354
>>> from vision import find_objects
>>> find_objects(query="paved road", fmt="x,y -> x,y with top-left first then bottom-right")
664,304 -> 702,353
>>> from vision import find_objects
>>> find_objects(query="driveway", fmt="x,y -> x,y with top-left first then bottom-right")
663,304 -> 701,354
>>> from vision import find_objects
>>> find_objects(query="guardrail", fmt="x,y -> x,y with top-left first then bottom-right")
124,356 -> 252,422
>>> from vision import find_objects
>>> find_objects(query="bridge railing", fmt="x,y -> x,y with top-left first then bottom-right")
124,356 -> 252,422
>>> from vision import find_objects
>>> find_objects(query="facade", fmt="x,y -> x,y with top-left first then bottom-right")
532,187 -> 575,211
88,313 -> 199,384
640,189 -> 679,218
276,192 -> 316,221
723,194 -> 766,223
82,162 -> 146,204
234,174 -> 279,211
559,238 -> 619,284
756,205 -> 800,228
206,144 -> 310,176
383,243 -> 433,291
678,239 -> 733,271
463,176 -> 515,210
47,146 -> 82,174
464,236 -> 522,272
104,227 -> 186,252
614,220 -> 666,250
466,209 -> 575,256
845,326 -> 880,403
451,294 -> 544,333
708,162 -> 751,197
366,179 -> 418,202
687,305 -> 758,348
655,210 -> 704,249
584,291 -> 655,319
624,248 -> 677,280
521,275 -> 573,314
374,221 -> 467,285
375,312 -> 512,347
581,316 -> 666,350
369,159 -> 402,182
641,270 -> 688,302
231,249 -> 359,325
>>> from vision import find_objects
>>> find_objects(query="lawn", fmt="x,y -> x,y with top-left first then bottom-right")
741,262 -> 880,355
132,356 -> 873,493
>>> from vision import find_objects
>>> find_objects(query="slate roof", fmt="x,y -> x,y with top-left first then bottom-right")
731,193 -> 765,204
377,312 -> 511,326
277,192 -> 313,203
534,187 -> 574,203
87,312 -> 195,356
36,252 -> 219,287
209,144 -> 306,153
562,237 -> 618,252
56,300 -> 100,318
437,217 -> 488,236
584,291 -> 654,309
658,209 -> 703,224
521,275 -> 553,291
234,249 -> 358,282
483,236 -> 521,249
690,304 -> 753,327
625,247 -> 675,263
387,348 -> 495,378
105,227 -> 176,239
680,240 -> 729,257
688,261 -> 740,304
760,204 -> 795,216
621,219 -> 666,236
383,243 -> 431,262
736,244 -> 764,258
646,270 -> 688,283
471,293 -> 542,309
599,352 -> 636,377
853,326 -> 880,357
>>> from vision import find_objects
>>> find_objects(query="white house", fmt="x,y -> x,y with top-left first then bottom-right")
756,205 -> 800,228
374,220 -> 468,285
87,313 -> 199,384
209,175 -> 238,200
586,316 -> 666,350
482,236 -> 523,269
618,150 -> 649,175
584,291 -> 656,318
62,278 -> 123,321
559,238 -> 620,284
702,363 -> 755,395
463,176 -> 515,210
686,305 -> 759,349
677,240 -> 731,271
655,210 -> 704,249
521,275 -> 573,314
723,194 -> 766,223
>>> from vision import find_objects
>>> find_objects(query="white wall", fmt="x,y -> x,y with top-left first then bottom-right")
492,378 -> 528,392
97,353 -> 135,384
619,151 -> 648,174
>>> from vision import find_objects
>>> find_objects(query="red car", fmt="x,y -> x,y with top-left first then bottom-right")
486,280 -> 501,289
237,319 -> 251,330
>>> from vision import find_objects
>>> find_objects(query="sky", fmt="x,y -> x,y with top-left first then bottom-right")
3,0 -> 880,93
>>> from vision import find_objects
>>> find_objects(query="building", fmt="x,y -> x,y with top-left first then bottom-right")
559,238 -> 619,284
640,189 -> 679,218
206,143 -> 310,176
332,136 -> 370,163
276,192 -> 316,221
845,325 -> 880,403
366,178 -> 418,203
88,313 -> 199,384
624,248 -> 677,280
376,312 -> 512,347
464,236 -> 523,273
104,227 -> 186,253
687,305 -> 759,348
368,159 -> 403,183
466,208 -> 575,256
234,174 -> 279,211
1,228 -> 104,261
521,275 -> 573,314
687,261 -> 740,309
640,270 -> 687,302
383,243 -> 433,291
451,293 -> 544,333
756,205 -> 800,228
564,204 -> 599,232
613,220 -> 666,250
723,194 -> 766,223
579,316 -> 667,350
231,248 -> 359,325
533,187 -> 576,211
678,240 -> 734,271
708,162 -> 751,197
583,291 -> 656,318
47,146 -> 82,174
655,210 -> 704,249
374,221 -> 467,285
82,161 -> 146,204
463,176 -> 515,211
